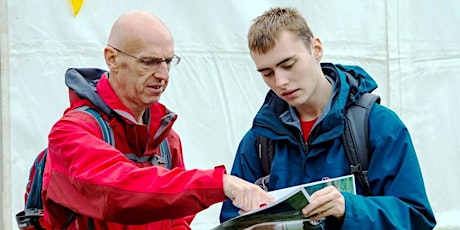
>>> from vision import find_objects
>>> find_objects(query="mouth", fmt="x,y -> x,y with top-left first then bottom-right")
281,89 -> 297,96
147,84 -> 163,94
280,89 -> 299,101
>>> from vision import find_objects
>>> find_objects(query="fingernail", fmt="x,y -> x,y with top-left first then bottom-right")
259,202 -> 267,208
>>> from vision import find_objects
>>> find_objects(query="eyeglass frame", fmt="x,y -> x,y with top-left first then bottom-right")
107,44 -> 181,70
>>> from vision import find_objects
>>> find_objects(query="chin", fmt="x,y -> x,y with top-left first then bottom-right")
146,97 -> 161,105
287,98 -> 306,108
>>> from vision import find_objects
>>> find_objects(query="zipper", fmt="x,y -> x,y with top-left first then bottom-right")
304,117 -> 323,154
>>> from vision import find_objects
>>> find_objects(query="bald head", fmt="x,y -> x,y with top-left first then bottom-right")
104,10 -> 176,120
108,10 -> 173,51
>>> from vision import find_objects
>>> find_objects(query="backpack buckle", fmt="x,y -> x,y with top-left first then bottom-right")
350,164 -> 362,173
16,209 -> 45,230
152,155 -> 168,166
254,175 -> 270,192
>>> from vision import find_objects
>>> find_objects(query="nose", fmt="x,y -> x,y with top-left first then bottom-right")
274,70 -> 289,88
153,63 -> 170,80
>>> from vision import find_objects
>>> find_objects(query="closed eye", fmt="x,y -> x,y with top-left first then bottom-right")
281,64 -> 293,70
281,59 -> 295,70
260,70 -> 274,77
140,58 -> 164,67
140,57 -> 175,67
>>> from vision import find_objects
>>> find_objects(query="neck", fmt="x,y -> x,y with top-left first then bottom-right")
296,77 -> 332,121
108,75 -> 146,124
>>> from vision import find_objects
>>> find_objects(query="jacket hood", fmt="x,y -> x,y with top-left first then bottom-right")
65,68 -> 113,116
253,63 -> 378,144
331,63 -> 378,104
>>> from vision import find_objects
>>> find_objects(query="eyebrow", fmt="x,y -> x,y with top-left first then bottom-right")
140,56 -> 173,61
257,55 -> 296,72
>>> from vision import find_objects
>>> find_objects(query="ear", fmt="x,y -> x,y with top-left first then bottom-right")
104,46 -> 118,70
311,37 -> 323,62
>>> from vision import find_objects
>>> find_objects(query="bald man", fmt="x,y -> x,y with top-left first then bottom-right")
42,10 -> 273,229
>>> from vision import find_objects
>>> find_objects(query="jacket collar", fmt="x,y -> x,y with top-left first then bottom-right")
253,63 -> 378,145
65,67 -> 177,144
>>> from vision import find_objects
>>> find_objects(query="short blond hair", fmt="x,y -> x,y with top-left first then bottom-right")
248,7 -> 314,54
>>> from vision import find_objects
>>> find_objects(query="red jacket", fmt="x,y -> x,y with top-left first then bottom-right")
42,72 -> 226,229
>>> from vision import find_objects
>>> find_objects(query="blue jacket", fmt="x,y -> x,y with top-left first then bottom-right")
220,63 -> 436,229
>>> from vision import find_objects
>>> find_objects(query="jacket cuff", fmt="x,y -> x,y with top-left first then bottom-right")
213,165 -> 227,179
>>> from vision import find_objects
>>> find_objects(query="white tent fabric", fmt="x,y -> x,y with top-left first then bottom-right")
1,0 -> 459,229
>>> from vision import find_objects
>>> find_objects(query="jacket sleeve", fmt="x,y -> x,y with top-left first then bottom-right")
170,215 -> 194,229
167,131 -> 196,228
43,110 -> 227,225
340,105 -> 436,230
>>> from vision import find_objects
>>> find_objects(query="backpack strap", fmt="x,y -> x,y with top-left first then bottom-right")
62,213 -> 76,230
19,106 -> 111,230
255,135 -> 275,191
158,138 -> 171,169
342,93 -> 380,195
254,93 -> 380,194
257,135 -> 274,176
124,138 -> 172,169
23,107 -> 112,209
78,106 -> 114,145
24,150 -> 47,210
63,106 -> 113,230
80,106 -> 172,170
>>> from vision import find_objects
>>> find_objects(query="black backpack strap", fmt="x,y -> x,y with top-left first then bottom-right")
62,214 -> 94,230
342,93 -> 380,195
255,135 -> 275,191
62,213 -> 76,230
257,135 -> 274,176
88,217 -> 95,230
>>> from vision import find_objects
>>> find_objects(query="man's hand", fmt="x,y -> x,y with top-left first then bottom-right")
302,186 -> 345,222
223,174 -> 275,212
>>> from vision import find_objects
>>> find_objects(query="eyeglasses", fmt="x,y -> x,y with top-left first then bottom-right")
107,44 -> 181,70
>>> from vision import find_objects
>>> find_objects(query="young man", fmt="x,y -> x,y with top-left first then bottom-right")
220,7 -> 436,229
42,10 -> 273,229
